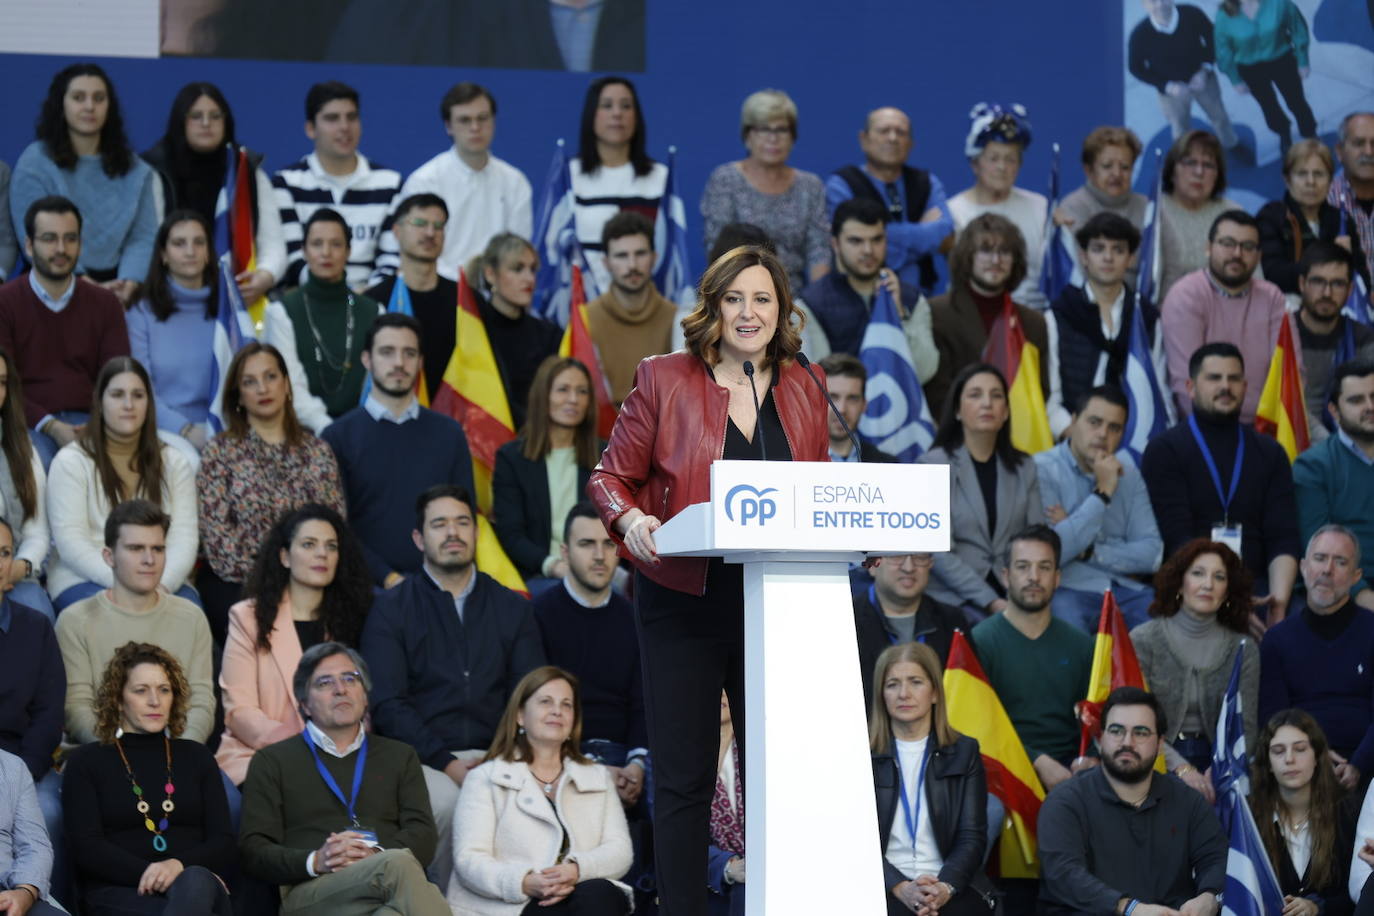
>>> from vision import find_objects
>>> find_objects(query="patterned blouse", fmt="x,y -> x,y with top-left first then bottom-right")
197,430 -> 345,582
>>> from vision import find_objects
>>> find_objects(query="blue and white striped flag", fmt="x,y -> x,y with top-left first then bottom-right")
1338,209 -> 1373,326
1039,142 -> 1080,303
208,149 -> 257,434
1122,294 -> 1170,462
1211,643 -> 1285,916
653,146 -> 692,307
858,285 -> 935,461
531,139 -> 597,327
1136,151 -> 1164,310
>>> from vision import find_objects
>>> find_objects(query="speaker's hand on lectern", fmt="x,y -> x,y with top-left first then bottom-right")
619,510 -> 662,564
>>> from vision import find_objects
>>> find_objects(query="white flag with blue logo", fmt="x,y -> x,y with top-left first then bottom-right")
1136,151 -> 1164,310
653,146 -> 693,308
531,139 -> 597,327
1122,293 -> 1171,462
1038,142 -> 1081,303
858,285 -> 935,461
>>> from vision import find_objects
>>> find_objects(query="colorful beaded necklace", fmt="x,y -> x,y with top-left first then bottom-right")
114,731 -> 176,852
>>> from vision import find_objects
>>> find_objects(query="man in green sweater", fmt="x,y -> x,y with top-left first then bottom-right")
238,642 -> 449,915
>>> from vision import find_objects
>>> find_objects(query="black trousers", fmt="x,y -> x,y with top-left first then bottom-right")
1237,51 -> 1317,143
520,878 -> 629,915
636,561 -> 747,916
195,565 -> 245,650
83,865 -> 232,915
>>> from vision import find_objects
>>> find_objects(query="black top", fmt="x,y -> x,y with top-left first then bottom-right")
720,370 -> 794,462
0,596 -> 64,784
476,294 -> 561,430
1128,4 -> 1218,91
363,276 -> 459,395
492,436 -> 598,581
293,618 -> 327,652
971,454 -> 1002,595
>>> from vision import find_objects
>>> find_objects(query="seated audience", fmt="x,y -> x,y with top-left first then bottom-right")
1035,387 -> 1163,631
1161,210 -> 1290,423
141,81 -> 285,304
802,199 -> 938,384
919,364 -> 1046,615
1037,686 -> 1227,916
196,342 -> 345,643
449,665 -> 632,914
264,208 -> 383,424
585,211 -> 677,406
820,353 -> 898,463
397,82 -> 532,281
1331,113 -> 1374,289
494,357 -> 601,587
1132,539 -> 1257,792
1055,127 -> 1148,237
62,642 -> 233,915
533,504 -> 646,800
0,195 -> 130,469
1156,129 -> 1243,304
854,553 -> 965,712
8,64 -> 156,305
271,81 -> 402,288
571,77 -> 668,294
321,314 -> 474,587
869,642 -> 993,916
0,161 -> 13,280
0,345 -> 52,619
361,484 -> 544,890
708,692 -> 743,915
47,357 -> 198,611
238,642 -> 449,915
57,499 -> 213,745
467,233 -> 562,430
1045,212 -> 1167,436
0,747 -> 62,914
127,210 -> 219,455
1293,251 -> 1374,444
217,504 -> 371,787
971,526 -> 1093,793
1141,343 -> 1300,617
1258,139 -> 1368,299
1252,709 -> 1356,916
1296,360 -> 1374,606
1261,525 -> 1374,789
362,193 -> 458,396
947,103 -> 1047,309
925,213 -> 1048,411
824,106 -> 954,296
701,88 -> 830,293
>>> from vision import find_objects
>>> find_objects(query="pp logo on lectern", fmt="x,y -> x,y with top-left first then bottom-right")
724,484 -> 778,526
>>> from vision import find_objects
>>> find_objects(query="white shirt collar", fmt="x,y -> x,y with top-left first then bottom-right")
28,269 -> 76,312
363,393 -> 420,424
1149,6 -> 1179,33
305,719 -> 366,757
561,576 -> 612,608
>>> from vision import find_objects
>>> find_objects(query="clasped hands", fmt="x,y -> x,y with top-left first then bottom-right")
312,830 -> 379,874
893,875 -> 952,915
523,862 -> 580,907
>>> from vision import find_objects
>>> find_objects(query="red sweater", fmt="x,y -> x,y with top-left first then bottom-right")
0,273 -> 130,425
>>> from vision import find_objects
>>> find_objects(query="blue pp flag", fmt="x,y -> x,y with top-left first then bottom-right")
857,285 -> 935,461
208,149 -> 257,434
1337,209 -> 1373,326
1038,143 -> 1080,303
1122,294 -> 1170,462
531,139 -> 597,327
1136,151 -> 1164,311
653,146 -> 692,307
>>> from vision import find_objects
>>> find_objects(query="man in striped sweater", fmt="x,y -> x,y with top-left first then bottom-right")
272,81 -> 402,290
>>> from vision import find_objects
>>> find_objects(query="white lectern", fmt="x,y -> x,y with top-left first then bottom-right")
653,459 -> 950,915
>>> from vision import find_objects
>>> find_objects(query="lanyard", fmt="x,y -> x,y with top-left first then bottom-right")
303,730 -> 368,826
869,586 -> 927,647
1187,415 -> 1244,522
896,739 -> 933,846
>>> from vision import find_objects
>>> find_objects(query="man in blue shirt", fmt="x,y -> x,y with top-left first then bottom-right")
1036,386 -> 1162,631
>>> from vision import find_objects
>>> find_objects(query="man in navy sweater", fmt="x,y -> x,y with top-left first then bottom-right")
322,313 -> 474,586
1259,525 -> 1374,790
361,483 -> 543,891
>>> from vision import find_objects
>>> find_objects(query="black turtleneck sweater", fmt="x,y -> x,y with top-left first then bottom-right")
62,732 -> 235,887
1139,409 -> 1300,578
477,295 -> 561,430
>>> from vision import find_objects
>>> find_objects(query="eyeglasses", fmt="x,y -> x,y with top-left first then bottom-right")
1213,237 -> 1259,254
1180,157 -> 1218,172
750,125 -> 791,139
1304,276 -> 1351,292
974,246 -> 1014,261
186,110 -> 224,124
1103,724 -> 1156,740
311,671 -> 363,691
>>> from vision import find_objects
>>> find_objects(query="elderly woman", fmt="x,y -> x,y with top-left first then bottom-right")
61,642 -> 234,915
1131,539 -> 1258,800
1157,130 -> 1243,303
1057,126 -> 1149,234
588,245 -> 828,914
450,665 -> 632,915
700,89 -> 830,293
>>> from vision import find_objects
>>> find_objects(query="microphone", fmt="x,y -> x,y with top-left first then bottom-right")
743,360 -> 769,462
796,352 -> 864,461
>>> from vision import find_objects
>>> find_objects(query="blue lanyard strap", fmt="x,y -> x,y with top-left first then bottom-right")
303,730 -> 368,825
896,739 -> 933,846
1187,415 -> 1244,521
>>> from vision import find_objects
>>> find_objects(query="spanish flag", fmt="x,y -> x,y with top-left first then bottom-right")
558,265 -> 618,439
1255,317 -> 1310,462
944,630 -> 1044,878
1075,591 -> 1166,772
982,295 -> 1054,454
225,145 -> 267,331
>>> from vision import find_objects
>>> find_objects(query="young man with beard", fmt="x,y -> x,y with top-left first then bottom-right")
360,484 -> 544,891
1291,243 -> 1374,442
1143,343 -> 1300,631
1038,686 -> 1227,916
969,526 -> 1094,793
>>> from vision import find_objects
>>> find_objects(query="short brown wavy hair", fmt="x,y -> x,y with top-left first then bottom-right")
1147,539 -> 1253,633
681,245 -> 803,369
94,642 -> 190,743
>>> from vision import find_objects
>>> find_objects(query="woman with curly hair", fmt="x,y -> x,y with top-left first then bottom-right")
1250,709 -> 1355,916
61,642 -> 234,915
1131,538 -> 1259,801
216,503 -> 370,787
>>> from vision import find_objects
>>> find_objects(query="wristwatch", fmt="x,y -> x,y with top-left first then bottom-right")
1093,488 -> 1112,506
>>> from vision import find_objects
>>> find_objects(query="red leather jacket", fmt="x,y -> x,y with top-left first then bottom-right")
588,351 -> 830,596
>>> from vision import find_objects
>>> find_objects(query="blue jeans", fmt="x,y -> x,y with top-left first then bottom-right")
9,581 -> 55,623
1052,584 -> 1155,633
31,411 -> 89,471
220,770 -> 242,833
55,582 -> 201,614
35,768 -> 69,907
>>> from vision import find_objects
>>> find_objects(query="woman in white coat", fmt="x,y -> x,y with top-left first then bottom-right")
450,665 -> 632,916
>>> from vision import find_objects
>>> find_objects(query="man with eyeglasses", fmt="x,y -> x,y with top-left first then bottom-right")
239,642 -> 450,915
395,83 -> 531,282
1039,685 -> 1227,916
1161,209 -> 1289,424
1290,242 -> 1374,443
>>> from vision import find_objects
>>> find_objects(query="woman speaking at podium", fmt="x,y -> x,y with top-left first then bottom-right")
588,245 -> 829,914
